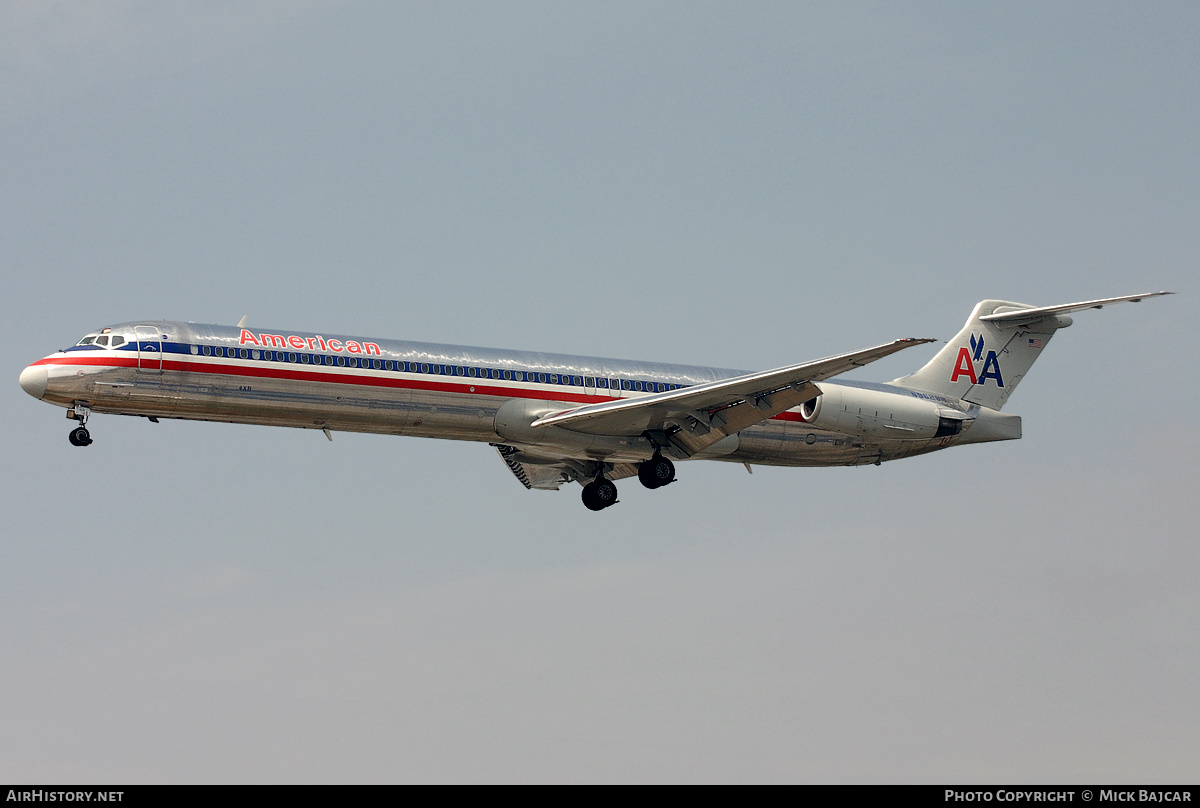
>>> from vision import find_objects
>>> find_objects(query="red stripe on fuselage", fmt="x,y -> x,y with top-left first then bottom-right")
35,355 -> 138,368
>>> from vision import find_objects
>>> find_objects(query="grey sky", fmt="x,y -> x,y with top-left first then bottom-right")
2,1 -> 1196,782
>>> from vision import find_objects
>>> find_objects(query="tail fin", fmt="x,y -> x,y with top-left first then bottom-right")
894,292 -> 1172,410
893,299 -> 1069,410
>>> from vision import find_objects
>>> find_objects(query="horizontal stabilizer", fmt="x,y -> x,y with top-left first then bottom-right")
979,292 -> 1173,326
896,291 -> 1173,410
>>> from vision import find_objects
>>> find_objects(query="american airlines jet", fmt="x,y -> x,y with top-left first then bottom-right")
19,293 -> 1170,510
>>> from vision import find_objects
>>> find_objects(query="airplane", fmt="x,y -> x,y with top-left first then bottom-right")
19,293 -> 1171,510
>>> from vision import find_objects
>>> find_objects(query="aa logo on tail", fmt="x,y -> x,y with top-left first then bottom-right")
950,333 -> 1004,387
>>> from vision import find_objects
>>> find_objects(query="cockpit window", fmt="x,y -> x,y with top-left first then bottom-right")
74,330 -> 130,349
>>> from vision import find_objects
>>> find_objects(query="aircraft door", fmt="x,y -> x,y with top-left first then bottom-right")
135,326 -> 163,373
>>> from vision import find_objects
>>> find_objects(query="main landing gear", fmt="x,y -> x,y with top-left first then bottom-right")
581,478 -> 618,511
580,454 -> 678,511
638,454 -> 676,490
66,402 -> 93,447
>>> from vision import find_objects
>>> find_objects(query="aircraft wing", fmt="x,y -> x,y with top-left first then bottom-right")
978,292 -> 1173,326
530,338 -> 934,457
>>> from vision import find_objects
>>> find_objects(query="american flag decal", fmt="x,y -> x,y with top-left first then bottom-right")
1028,338 -> 1044,349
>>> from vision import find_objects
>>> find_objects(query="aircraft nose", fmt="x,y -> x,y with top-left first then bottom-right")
19,363 -> 48,400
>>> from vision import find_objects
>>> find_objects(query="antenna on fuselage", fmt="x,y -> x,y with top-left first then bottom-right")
237,315 -> 249,328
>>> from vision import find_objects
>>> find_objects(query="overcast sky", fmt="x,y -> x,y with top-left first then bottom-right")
2,1 -> 1196,783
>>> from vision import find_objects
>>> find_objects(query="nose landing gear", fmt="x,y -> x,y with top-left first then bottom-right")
66,402 -> 93,447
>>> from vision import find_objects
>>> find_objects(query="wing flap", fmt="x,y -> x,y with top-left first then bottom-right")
494,444 -> 569,490
494,444 -> 640,490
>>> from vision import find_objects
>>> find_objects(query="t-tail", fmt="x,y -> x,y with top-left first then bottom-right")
893,292 -> 1173,410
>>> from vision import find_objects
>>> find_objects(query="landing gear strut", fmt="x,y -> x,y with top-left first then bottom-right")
581,478 -> 618,511
638,454 -> 676,489
66,402 -> 93,447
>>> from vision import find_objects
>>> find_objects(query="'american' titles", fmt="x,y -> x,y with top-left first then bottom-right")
238,330 -> 380,356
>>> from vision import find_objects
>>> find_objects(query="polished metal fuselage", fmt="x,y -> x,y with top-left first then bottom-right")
25,320 -> 1010,469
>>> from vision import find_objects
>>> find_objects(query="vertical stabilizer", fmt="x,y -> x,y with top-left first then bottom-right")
893,300 -> 1070,410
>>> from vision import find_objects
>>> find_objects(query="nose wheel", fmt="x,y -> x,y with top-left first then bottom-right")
66,402 -> 93,447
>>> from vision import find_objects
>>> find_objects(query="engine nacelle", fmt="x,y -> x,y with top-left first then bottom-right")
800,384 -> 968,440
